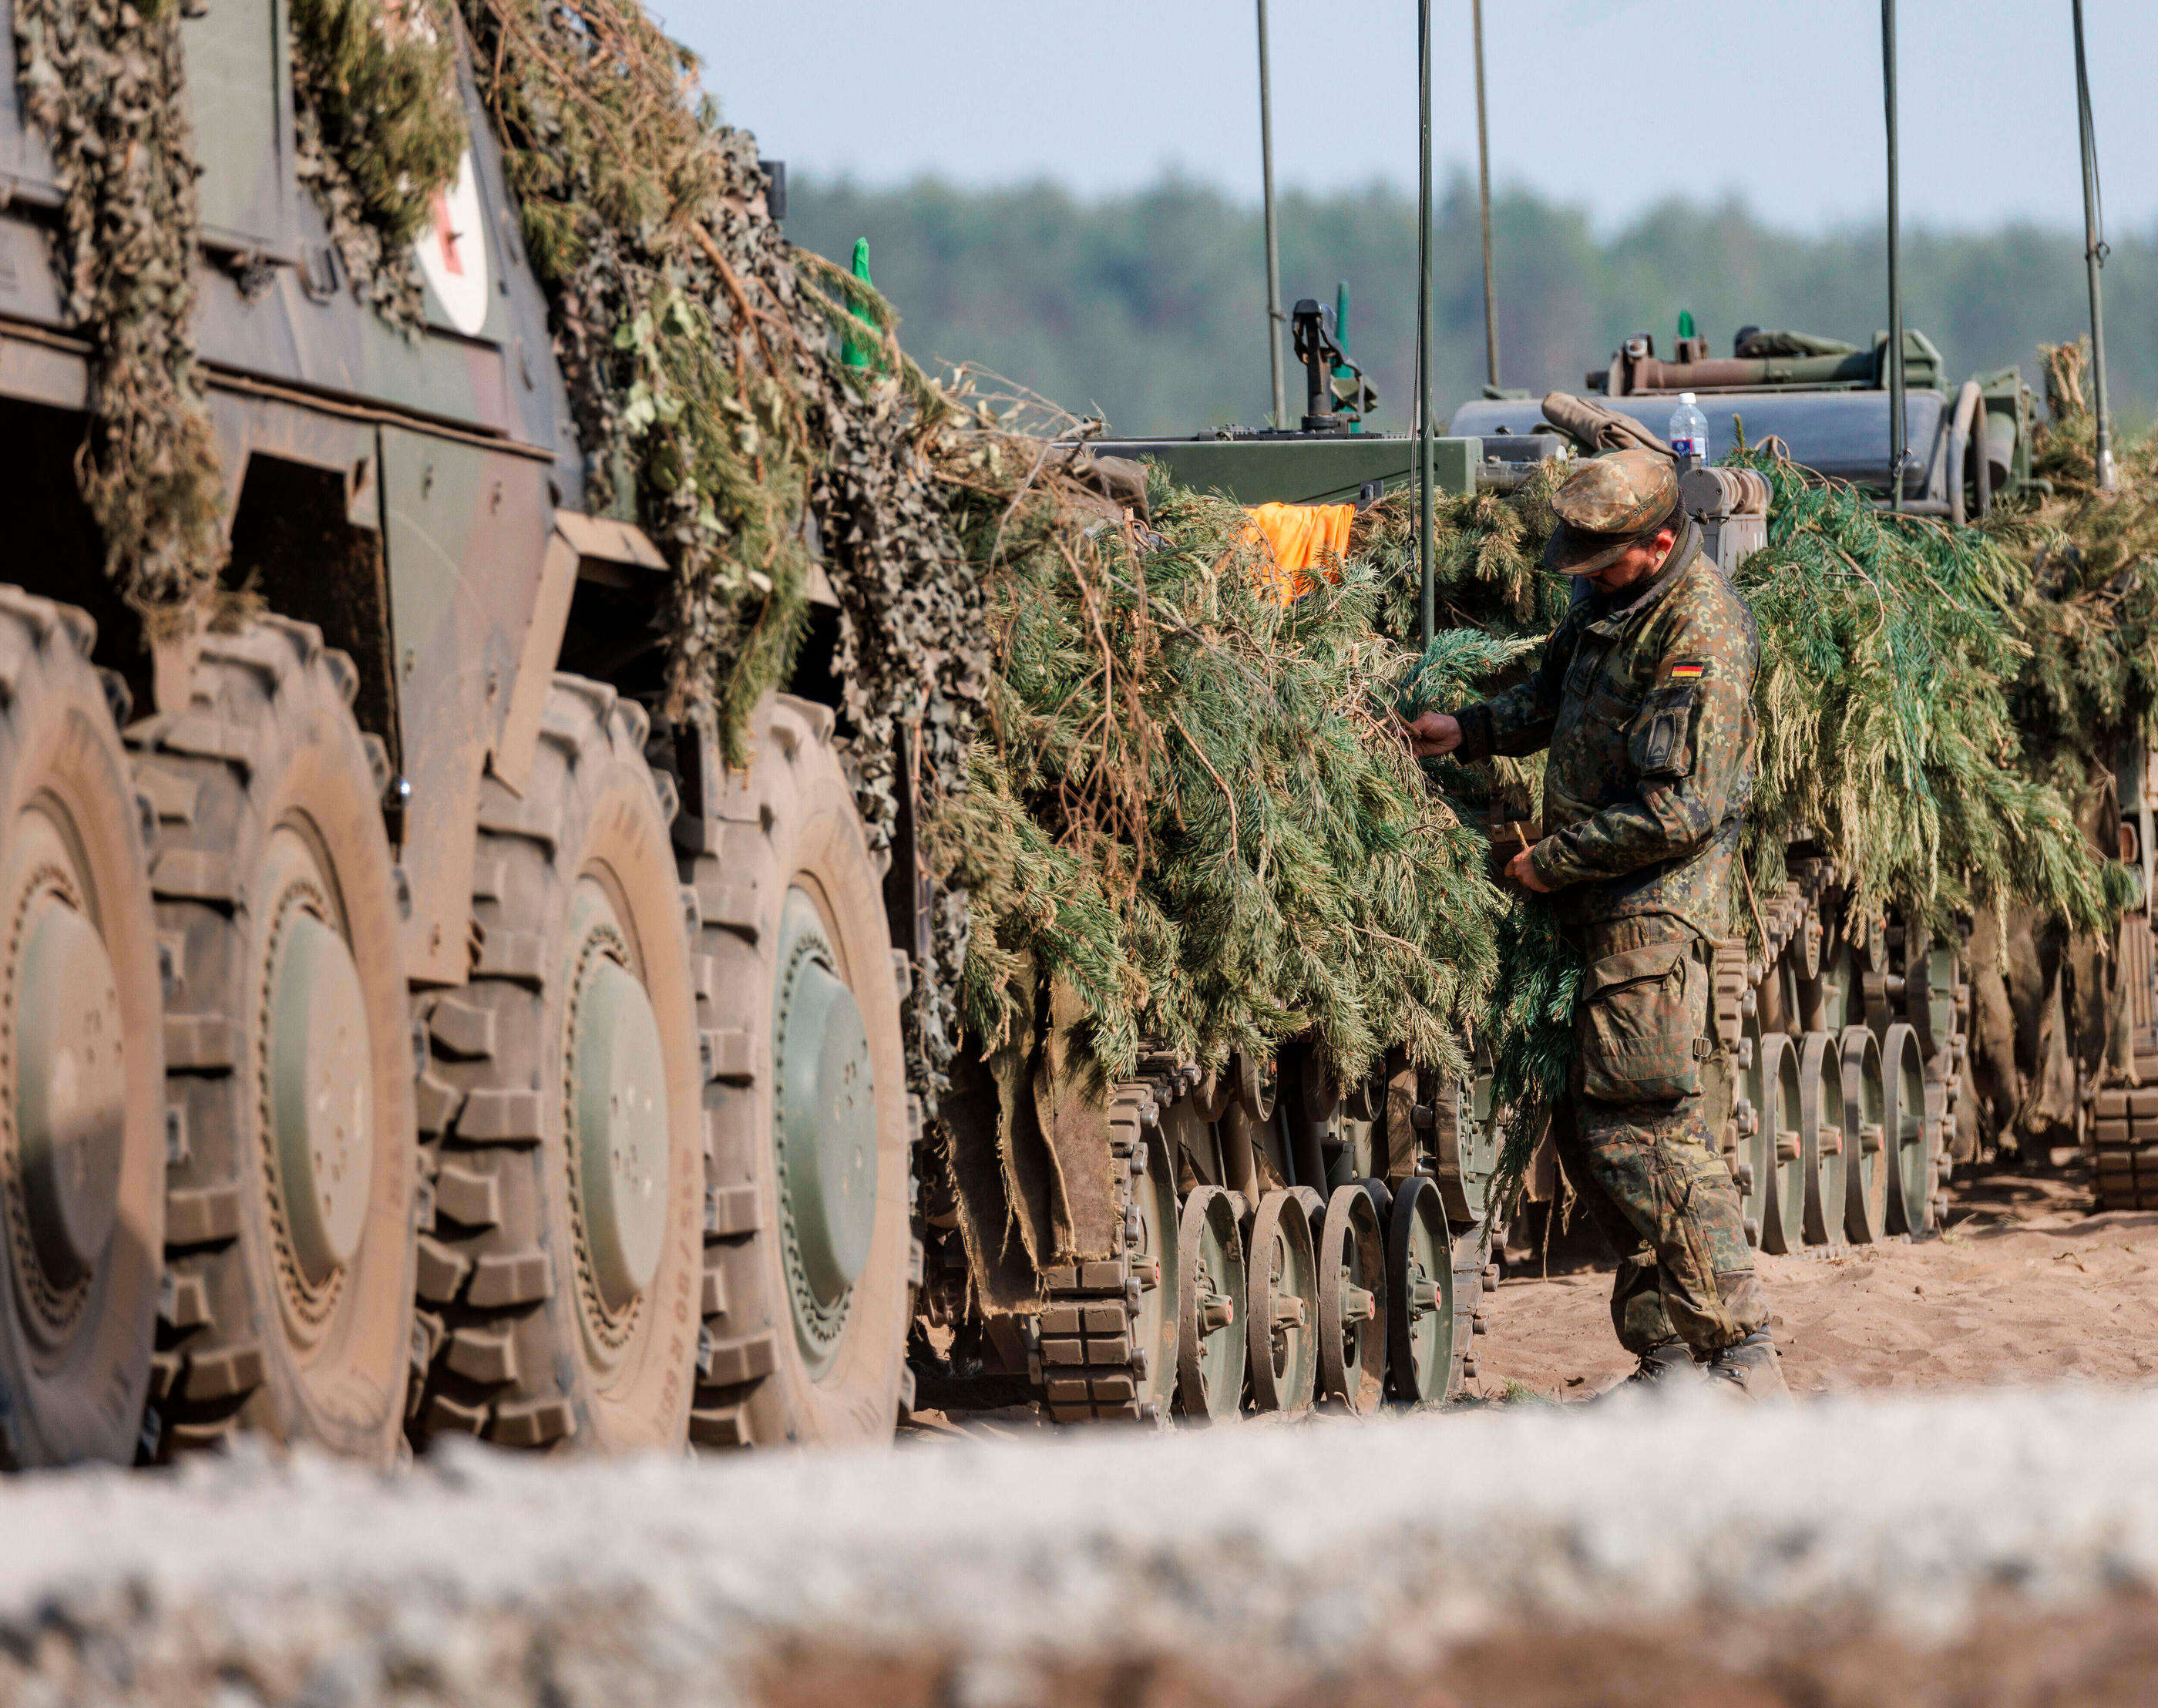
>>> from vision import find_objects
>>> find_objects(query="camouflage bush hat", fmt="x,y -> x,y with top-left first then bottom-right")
1543,449 -> 1680,576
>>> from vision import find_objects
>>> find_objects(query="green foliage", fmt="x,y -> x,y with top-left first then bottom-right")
1396,628 -> 1537,722
929,452 -> 1504,1085
1484,896 -> 1579,1174
290,0 -> 467,330
14,0 -> 226,630
1991,340 -> 2158,807
1733,452 -> 2128,935
1355,474 -> 1568,647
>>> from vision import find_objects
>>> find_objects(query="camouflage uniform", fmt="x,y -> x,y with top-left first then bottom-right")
1454,452 -> 1767,1357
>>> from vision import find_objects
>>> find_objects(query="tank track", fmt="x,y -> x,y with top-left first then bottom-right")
1034,1079 -> 1166,1424
928,1046 -> 1494,1427
2091,1088 -> 2158,1211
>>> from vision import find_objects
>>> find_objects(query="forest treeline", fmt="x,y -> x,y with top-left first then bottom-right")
787,170 -> 2153,437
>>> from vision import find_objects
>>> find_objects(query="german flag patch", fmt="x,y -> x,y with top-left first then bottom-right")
1669,661 -> 1706,681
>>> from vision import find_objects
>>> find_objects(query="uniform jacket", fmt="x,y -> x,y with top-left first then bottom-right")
1452,519 -> 1757,940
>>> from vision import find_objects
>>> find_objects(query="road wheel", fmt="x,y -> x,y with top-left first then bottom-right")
133,617 -> 415,1461
1384,1173 -> 1452,1405
673,694 -> 910,1447
1881,1021 -> 1933,1236
1797,1030 -> 1846,1247
1243,1188 -> 1317,1415
1316,1182 -> 1383,1414
0,590 -> 163,1467
1756,1031 -> 1806,1256
1840,1026 -> 1887,1244
408,676 -> 701,1452
1175,1184 -> 1243,1422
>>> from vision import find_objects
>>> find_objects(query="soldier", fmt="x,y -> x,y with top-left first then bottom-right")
1404,449 -> 1787,1397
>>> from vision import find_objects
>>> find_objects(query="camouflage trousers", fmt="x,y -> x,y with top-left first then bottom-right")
1555,915 -> 1767,1357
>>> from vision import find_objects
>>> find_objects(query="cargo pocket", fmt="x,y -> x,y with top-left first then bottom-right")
1563,643 -> 1608,701
1575,941 -> 1706,1103
1632,684 -> 1698,779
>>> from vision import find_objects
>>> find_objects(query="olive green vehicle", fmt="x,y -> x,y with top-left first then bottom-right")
0,0 -> 912,1467
903,307 -> 1509,1427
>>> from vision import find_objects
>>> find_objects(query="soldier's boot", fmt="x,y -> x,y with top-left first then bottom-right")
1594,1339 -> 1697,1400
1630,1339 -> 1699,1384
1704,1329 -> 1790,1400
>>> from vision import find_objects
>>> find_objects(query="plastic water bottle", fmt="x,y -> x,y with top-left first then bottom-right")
1668,392 -> 1709,466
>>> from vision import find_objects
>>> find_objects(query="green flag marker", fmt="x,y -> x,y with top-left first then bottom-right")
842,237 -> 876,371
1677,308 -> 1697,340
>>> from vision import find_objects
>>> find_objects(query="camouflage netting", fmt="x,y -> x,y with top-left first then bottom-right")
1995,341 -> 2158,804
1966,342 -> 2158,1149
15,0 -> 227,633
290,0 -> 467,331
432,0 -> 993,1099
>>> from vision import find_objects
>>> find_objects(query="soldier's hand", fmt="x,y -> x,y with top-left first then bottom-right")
1402,711 -> 1462,757
1506,844 -> 1555,894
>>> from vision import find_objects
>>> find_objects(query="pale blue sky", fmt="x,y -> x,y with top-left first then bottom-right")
666,1 -> 2155,234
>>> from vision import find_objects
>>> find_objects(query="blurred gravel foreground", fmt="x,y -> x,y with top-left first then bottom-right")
4,1390 -> 2157,1708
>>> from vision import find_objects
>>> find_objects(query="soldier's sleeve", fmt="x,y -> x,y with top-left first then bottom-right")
1530,596 -> 1755,889
1451,621 -> 1570,762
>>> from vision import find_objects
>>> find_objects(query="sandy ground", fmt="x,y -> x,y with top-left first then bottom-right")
1479,1169 -> 2158,1400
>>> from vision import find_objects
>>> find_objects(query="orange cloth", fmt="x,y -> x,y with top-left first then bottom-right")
1245,502 -> 1355,604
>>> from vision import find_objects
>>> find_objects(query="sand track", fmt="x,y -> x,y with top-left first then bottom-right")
1481,1174 -> 2158,1400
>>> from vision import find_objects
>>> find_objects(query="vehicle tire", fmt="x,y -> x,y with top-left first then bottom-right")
672,694 -> 911,1447
408,676 -> 702,1452
132,617 -> 415,1461
0,590 -> 163,1467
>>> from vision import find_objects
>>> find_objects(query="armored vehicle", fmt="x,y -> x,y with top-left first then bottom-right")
0,5 -> 1541,1469
0,0 -> 1486,1469
0,0 -> 2066,1461
0,0 -> 913,1466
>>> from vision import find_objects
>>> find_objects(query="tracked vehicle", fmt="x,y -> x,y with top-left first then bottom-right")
903,302 -> 1513,1428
